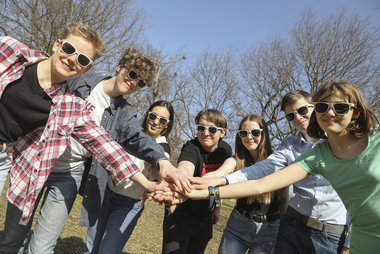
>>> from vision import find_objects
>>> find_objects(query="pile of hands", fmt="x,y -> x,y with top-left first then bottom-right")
141,174 -> 218,213
141,176 -> 198,213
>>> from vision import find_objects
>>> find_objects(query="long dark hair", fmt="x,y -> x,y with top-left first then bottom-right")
234,114 -> 274,204
141,100 -> 174,140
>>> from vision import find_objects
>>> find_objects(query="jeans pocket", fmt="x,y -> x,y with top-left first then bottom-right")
323,232 -> 340,247
267,219 -> 280,229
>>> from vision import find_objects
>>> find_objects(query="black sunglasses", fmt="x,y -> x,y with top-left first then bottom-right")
313,102 -> 356,115
196,125 -> 223,135
285,104 -> 314,122
238,129 -> 263,138
148,112 -> 170,126
127,69 -> 147,89
60,39 -> 93,67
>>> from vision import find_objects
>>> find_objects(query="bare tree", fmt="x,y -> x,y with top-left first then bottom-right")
174,47 -> 239,148
0,0 -> 149,73
237,8 -> 380,145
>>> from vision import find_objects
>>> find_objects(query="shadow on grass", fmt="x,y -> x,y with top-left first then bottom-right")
55,236 -> 131,254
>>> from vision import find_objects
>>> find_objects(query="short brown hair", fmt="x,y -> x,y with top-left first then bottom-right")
195,109 -> 227,129
117,48 -> 157,87
61,22 -> 105,60
308,80 -> 380,139
281,90 -> 312,111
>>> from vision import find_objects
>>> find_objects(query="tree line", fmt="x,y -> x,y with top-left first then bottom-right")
2,0 -> 380,163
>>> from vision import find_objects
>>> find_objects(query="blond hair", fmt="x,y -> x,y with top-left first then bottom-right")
61,22 -> 105,60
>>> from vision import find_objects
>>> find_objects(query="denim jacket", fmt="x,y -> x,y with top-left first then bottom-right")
68,73 -> 167,227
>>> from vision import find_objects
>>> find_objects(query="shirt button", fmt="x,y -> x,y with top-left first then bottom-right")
37,152 -> 42,157
34,169 -> 37,173
41,140 -> 46,144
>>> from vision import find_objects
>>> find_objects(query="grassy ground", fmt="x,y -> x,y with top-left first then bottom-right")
0,179 -> 235,253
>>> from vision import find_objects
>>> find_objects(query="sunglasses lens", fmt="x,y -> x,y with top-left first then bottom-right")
137,80 -> 146,89
128,70 -> 138,80
285,112 -> 295,122
334,103 -> 350,114
197,125 -> 206,133
297,106 -> 309,116
77,54 -> 91,67
315,103 -> 329,114
251,130 -> 261,137
208,127 -> 218,134
148,112 -> 157,121
159,118 -> 169,126
239,130 -> 248,138
61,42 -> 76,55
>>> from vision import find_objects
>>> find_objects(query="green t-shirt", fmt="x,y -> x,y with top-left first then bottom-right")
295,128 -> 380,254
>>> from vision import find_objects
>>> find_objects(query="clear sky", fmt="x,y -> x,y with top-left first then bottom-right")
137,0 -> 380,56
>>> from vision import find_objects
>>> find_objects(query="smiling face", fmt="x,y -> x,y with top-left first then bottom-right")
240,120 -> 262,156
315,92 -> 357,137
50,34 -> 95,82
284,97 -> 314,133
113,65 -> 143,96
145,106 -> 171,139
197,115 -> 226,152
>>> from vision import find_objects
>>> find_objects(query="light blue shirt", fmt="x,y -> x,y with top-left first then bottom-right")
225,134 -> 350,226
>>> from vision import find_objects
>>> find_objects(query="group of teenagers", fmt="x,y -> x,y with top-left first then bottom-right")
0,21 -> 379,254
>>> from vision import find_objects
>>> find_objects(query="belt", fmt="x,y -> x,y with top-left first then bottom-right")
236,206 -> 280,223
287,206 -> 347,235
0,142 -> 14,154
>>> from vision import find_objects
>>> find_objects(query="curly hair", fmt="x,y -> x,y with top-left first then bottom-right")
61,22 -> 105,60
117,48 -> 157,87
308,80 -> 380,139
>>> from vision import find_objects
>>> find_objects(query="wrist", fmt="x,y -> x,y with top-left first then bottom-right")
217,177 -> 228,186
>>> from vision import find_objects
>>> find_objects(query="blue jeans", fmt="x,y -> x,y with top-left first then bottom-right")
0,168 -> 83,254
218,208 -> 279,254
274,212 -> 345,254
0,152 -> 12,196
86,185 -> 144,254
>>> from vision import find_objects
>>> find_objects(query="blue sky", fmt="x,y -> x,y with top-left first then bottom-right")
137,0 -> 380,56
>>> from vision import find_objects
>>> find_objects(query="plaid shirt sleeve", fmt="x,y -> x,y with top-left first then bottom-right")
70,100 -> 140,186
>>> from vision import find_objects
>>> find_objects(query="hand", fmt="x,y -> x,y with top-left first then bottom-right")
158,160 -> 193,192
340,247 -> 349,254
140,179 -> 173,207
190,176 -> 227,190
211,206 -> 221,224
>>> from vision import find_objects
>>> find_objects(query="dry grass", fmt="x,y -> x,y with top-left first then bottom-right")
0,178 -> 235,253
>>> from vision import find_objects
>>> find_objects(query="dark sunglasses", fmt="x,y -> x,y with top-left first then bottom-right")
60,39 -> 93,67
196,125 -> 223,135
127,69 -> 147,89
238,129 -> 263,138
148,112 -> 170,126
313,102 -> 356,115
285,104 -> 314,122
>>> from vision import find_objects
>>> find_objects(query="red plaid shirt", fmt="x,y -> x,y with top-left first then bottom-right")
0,36 -> 139,225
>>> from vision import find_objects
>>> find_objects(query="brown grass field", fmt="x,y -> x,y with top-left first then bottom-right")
0,179 -> 235,254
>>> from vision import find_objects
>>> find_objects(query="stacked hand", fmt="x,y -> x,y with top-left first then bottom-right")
142,176 -> 219,213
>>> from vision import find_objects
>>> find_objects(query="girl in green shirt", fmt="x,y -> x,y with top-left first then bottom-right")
174,80 -> 380,254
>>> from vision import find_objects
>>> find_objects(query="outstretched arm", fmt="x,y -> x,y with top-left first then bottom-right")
175,163 -> 308,202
